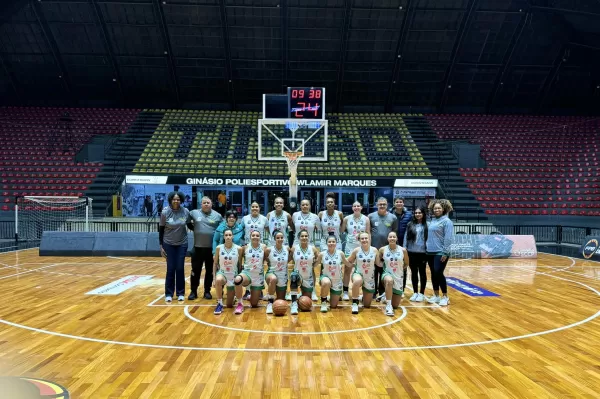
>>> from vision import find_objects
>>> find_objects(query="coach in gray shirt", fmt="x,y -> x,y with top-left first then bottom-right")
188,196 -> 223,300
368,197 -> 398,297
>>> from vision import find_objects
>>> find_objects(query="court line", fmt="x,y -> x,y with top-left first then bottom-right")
184,305 -> 408,335
0,263 -> 63,280
0,247 -> 37,255
0,257 -> 598,352
548,268 -> 600,281
108,256 -> 163,264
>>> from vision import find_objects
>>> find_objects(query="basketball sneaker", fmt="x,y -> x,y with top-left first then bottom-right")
234,303 -> 244,314
415,293 -> 425,302
385,303 -> 394,316
311,292 -> 318,301
342,292 -> 349,301
285,292 -> 292,301
439,296 -> 450,306
351,303 -> 359,314
320,302 -> 328,313
290,301 -> 299,315
177,295 -> 184,302
243,290 -> 250,300
266,302 -> 273,314
427,295 -> 440,304
165,296 -> 172,303
409,293 -> 418,301
214,303 -> 224,315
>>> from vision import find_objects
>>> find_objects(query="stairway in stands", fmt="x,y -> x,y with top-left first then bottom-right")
86,111 -> 164,216
403,115 -> 486,221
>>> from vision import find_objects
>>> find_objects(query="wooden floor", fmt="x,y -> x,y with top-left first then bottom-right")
1,249 -> 599,398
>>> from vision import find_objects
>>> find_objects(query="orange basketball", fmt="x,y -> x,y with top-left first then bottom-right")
273,299 -> 288,316
298,296 -> 313,312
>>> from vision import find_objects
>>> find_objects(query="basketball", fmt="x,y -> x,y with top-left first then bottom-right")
298,296 -> 313,312
273,299 -> 288,316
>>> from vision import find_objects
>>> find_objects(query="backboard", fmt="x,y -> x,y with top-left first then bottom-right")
257,118 -> 328,161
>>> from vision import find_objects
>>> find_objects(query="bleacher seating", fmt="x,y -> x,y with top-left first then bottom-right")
134,110 -> 430,177
427,115 -> 600,216
0,107 -> 139,211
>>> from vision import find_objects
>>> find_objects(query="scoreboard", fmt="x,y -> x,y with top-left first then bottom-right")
287,87 -> 325,120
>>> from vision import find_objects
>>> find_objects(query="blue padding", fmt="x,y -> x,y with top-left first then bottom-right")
147,232 -> 194,257
39,231 -> 96,256
92,232 -> 148,256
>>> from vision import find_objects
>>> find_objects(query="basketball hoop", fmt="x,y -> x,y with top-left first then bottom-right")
284,151 -> 303,207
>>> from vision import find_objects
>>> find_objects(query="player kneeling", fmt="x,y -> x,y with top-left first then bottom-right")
317,235 -> 350,312
377,231 -> 409,316
213,229 -> 243,315
346,232 -> 377,314
265,230 -> 291,314
232,230 -> 269,314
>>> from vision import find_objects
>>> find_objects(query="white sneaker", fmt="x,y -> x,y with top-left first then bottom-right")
439,296 -> 450,306
165,296 -> 172,303
358,295 -> 363,302
351,303 -> 359,314
311,292 -> 318,301
342,292 -> 350,301
290,301 -> 299,315
385,303 -> 394,316
428,295 -> 440,304
266,302 -> 273,314
409,293 -> 418,301
415,293 -> 424,302
320,302 -> 328,313
177,295 -> 184,302
285,292 -> 292,301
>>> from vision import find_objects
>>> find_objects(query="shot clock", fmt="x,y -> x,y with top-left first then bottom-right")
287,87 -> 325,119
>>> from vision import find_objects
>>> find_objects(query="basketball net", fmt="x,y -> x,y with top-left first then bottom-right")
283,150 -> 302,206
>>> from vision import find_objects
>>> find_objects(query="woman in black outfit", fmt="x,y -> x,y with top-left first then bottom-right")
403,205 -> 428,302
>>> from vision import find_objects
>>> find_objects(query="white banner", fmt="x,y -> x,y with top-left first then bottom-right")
393,179 -> 438,187
86,275 -> 154,295
125,175 -> 168,184
394,188 -> 436,197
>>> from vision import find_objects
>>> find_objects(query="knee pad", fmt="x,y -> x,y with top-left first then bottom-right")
234,275 -> 243,285
290,273 -> 300,290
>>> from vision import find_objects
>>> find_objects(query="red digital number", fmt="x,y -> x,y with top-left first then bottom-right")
299,90 -> 304,98
295,102 -> 305,117
315,89 -> 321,99
292,89 -> 298,98
309,90 -> 315,99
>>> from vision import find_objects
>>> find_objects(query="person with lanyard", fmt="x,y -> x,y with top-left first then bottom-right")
233,230 -> 270,314
188,196 -> 223,300
241,201 -> 268,299
266,197 -> 293,246
426,199 -> 454,306
340,201 -> 370,301
403,205 -> 428,302
368,197 -> 398,301
390,197 -> 412,300
159,191 -> 191,303
289,230 -> 320,315
212,228 -> 243,314
377,231 -> 409,316
346,232 -> 378,314
318,194 -> 344,252
265,230 -> 292,314
317,235 -> 350,313
212,210 -> 244,253
290,198 -> 320,301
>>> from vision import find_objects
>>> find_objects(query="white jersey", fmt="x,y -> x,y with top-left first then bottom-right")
321,249 -> 344,293
381,245 -> 405,294
243,244 -> 265,274
267,210 -> 290,246
293,245 -> 316,280
242,214 -> 268,244
292,212 -> 319,246
216,244 -> 240,275
344,214 -> 368,254
267,245 -> 289,275
354,246 -> 377,292
319,211 -> 342,251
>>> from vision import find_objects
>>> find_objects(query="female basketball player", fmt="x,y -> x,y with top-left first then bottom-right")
289,230 -> 320,315
340,201 -> 370,300
346,232 -> 377,314
266,197 -> 293,246
213,228 -> 243,315
378,231 -> 409,316
212,210 -> 244,254
403,205 -> 428,302
317,235 -> 348,312
318,194 -> 344,252
233,230 -> 270,314
265,230 -> 291,314
426,199 -> 454,306
290,199 -> 320,301
241,202 -> 268,299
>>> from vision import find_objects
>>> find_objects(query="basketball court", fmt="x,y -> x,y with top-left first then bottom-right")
0,248 -> 599,397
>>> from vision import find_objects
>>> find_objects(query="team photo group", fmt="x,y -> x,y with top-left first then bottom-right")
158,193 -> 455,317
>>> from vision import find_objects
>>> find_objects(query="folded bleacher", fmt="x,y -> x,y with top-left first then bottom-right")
0,107 -> 139,211
427,115 -> 600,216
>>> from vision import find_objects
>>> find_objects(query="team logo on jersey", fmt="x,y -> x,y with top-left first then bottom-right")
583,239 -> 599,259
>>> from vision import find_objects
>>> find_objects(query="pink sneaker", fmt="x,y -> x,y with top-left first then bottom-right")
234,303 -> 244,314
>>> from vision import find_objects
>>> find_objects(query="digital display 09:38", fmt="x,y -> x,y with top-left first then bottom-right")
288,87 -> 325,119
